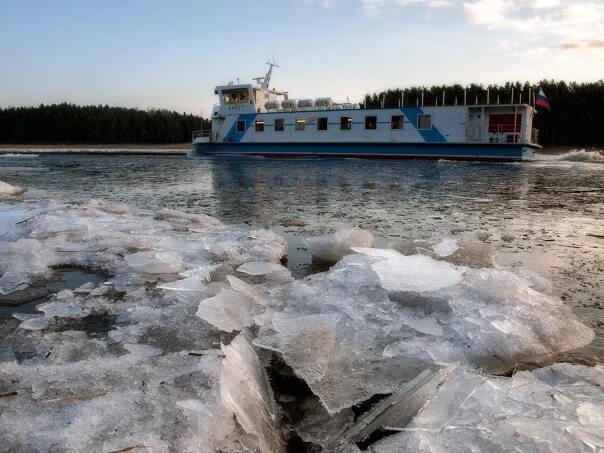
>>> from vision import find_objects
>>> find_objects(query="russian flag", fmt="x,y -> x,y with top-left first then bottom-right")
536,88 -> 550,110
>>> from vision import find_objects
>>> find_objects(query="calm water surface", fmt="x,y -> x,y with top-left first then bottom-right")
1,152 -> 603,355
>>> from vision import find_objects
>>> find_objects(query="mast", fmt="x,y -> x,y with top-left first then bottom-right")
253,58 -> 279,90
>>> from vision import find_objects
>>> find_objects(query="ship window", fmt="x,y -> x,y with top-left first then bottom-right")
275,119 -> 284,132
340,116 -> 352,130
418,114 -> 432,130
255,120 -> 265,132
295,118 -> 306,131
365,116 -> 377,130
317,117 -> 328,131
391,115 -> 404,129
236,120 -> 246,133
223,89 -> 249,105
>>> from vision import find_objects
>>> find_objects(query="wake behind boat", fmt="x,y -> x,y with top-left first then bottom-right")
193,63 -> 540,161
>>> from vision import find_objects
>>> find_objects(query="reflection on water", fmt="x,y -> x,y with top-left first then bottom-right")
0,153 -> 602,354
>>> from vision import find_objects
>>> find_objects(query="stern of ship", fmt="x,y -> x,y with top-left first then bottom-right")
192,130 -> 212,154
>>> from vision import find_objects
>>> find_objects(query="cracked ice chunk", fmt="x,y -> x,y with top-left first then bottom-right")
305,227 -> 374,263
359,248 -> 464,292
432,238 -> 459,257
38,301 -> 91,319
197,289 -> 254,332
220,330 -> 286,453
370,364 -> 604,453
123,343 -> 163,357
0,180 -> 26,196
157,276 -> 205,292
227,275 -> 270,306
338,365 -> 457,447
14,314 -> 47,330
180,263 -> 220,280
125,250 -> 183,274
237,261 -> 288,276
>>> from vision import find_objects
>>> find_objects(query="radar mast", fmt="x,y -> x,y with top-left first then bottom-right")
253,58 -> 279,90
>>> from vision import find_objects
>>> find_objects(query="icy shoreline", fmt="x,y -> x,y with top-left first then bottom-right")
0,197 -> 602,452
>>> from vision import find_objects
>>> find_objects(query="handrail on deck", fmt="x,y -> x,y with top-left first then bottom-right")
193,130 -> 212,140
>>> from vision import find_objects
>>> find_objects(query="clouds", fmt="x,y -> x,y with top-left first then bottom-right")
361,0 -> 454,17
303,0 -> 604,55
462,0 -> 604,52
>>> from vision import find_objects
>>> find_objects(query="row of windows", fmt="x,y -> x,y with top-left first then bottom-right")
236,115 -> 433,133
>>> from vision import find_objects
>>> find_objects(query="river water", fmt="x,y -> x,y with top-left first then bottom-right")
1,151 -> 603,356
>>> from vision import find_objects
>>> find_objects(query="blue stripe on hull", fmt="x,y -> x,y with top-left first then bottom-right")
193,142 -> 535,161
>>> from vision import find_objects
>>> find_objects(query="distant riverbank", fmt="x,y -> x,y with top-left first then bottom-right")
0,144 -> 598,157
0,143 -> 191,155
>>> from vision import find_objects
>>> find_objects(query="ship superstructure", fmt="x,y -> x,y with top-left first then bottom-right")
193,63 -> 539,160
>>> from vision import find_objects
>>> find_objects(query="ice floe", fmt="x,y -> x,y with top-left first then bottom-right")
254,251 -> 594,413
305,227 -> 374,262
220,330 -> 286,453
0,197 -> 600,452
0,180 -> 26,197
157,275 -> 205,292
197,289 -> 255,332
370,364 -> 604,452
432,238 -> 459,257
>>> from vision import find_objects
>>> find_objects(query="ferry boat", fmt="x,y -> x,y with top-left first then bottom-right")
193,63 -> 540,161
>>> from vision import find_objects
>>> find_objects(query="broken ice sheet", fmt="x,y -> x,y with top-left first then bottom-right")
369,364 -> 604,453
196,288 -> 254,332
157,276 -> 205,292
336,364 -> 457,448
432,238 -> 459,257
227,275 -> 270,306
37,301 -> 91,319
305,227 -> 374,263
254,251 -> 593,414
13,313 -> 47,330
180,263 -> 221,280
125,250 -> 183,274
220,330 -> 285,453
354,247 -> 464,292
0,180 -> 26,196
236,261 -> 288,276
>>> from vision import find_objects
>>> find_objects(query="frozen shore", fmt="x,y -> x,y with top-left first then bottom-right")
0,194 -> 602,452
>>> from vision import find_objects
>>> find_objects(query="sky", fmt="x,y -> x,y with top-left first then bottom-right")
1,0 -> 603,115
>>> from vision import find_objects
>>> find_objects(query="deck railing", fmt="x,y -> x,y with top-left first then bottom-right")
192,130 -> 212,141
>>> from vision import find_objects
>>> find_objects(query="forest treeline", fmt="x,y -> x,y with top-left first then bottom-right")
0,103 -> 209,144
1,80 -> 602,146
365,80 -> 604,147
